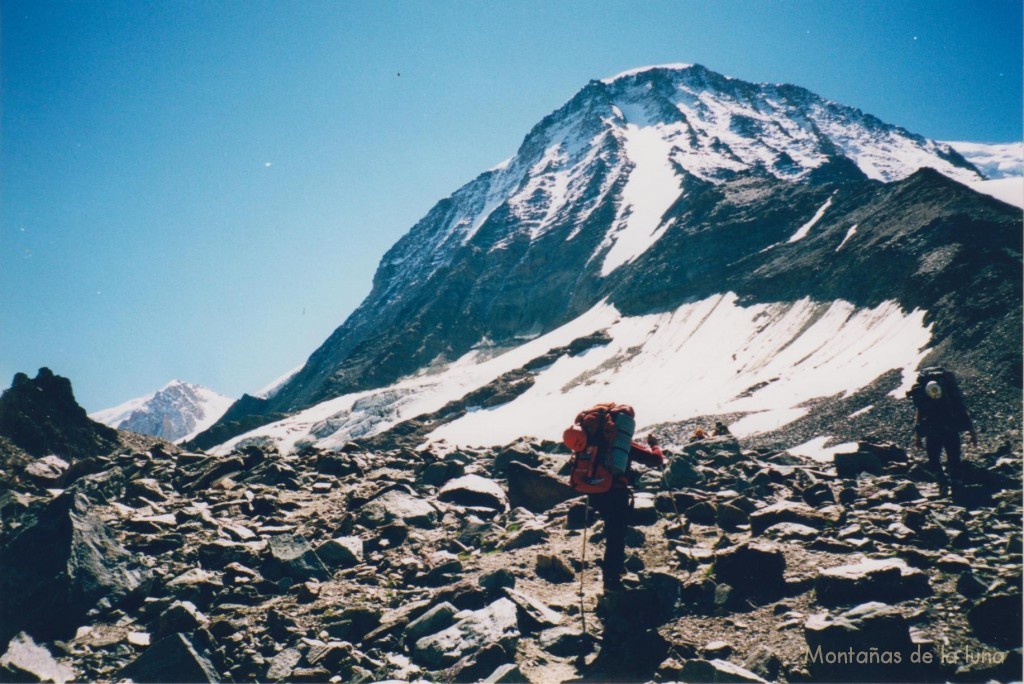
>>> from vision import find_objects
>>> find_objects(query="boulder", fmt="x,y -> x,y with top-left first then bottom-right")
0,491 -> 149,643
263,534 -> 330,582
155,600 -> 208,640
815,558 -> 931,607
413,598 -> 520,669
404,602 -> 459,646
630,493 -> 660,526
804,602 -> 918,682
538,627 -> 588,657
23,455 -> 69,486
0,632 -> 75,684
505,462 -> 576,514
316,536 -> 364,568
358,488 -> 438,529
662,453 -> 705,489
117,633 -> 220,684
713,542 -> 786,597
503,588 -> 562,631
438,475 -> 509,511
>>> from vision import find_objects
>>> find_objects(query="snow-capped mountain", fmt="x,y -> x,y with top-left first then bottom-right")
92,380 -> 233,444
193,63 -> 1021,453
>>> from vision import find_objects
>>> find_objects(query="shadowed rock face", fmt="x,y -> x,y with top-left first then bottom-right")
0,368 -> 119,461
0,486 -> 150,644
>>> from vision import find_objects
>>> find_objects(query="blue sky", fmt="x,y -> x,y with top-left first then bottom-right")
2,0 -> 1022,412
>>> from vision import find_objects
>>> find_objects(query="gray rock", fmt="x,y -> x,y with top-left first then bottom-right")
834,450 -> 882,478
482,662 -> 525,683
662,453 -> 705,488
714,542 -> 786,596
494,444 -> 540,472
684,500 -> 717,525
503,588 -> 562,630
680,658 -> 767,683
501,524 -> 549,550
762,522 -> 821,541
538,627 -> 587,657
358,489 -> 438,529
265,647 -> 302,682
439,475 -> 509,511
630,493 -> 660,526
0,491 -> 149,643
804,602 -> 917,681
413,598 -> 520,669
23,455 -> 69,486
815,558 -> 931,606
404,602 -> 459,646
0,632 -> 75,684
505,461 -> 576,514
478,568 -> 516,595
155,600 -> 208,639
263,534 -> 330,582
716,502 -> 749,530
118,633 -> 220,684
316,536 -> 364,568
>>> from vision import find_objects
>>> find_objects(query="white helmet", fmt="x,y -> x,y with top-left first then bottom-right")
925,380 -> 943,400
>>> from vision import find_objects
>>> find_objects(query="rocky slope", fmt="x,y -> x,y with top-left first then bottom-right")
0,371 -> 1020,683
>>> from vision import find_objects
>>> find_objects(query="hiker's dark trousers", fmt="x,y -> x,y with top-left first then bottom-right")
589,487 -> 631,581
925,429 -> 963,479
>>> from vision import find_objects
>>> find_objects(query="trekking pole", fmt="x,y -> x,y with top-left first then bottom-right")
579,502 -> 589,639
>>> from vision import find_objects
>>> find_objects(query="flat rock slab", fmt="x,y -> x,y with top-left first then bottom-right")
815,558 -> 931,606
804,602 -> 919,680
413,598 -> 519,669
680,658 -> 768,684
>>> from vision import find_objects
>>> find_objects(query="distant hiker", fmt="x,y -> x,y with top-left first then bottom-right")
712,421 -> 731,437
688,427 -> 708,442
907,366 -> 978,482
562,403 -> 665,592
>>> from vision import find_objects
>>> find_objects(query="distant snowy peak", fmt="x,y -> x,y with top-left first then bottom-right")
91,380 -> 233,444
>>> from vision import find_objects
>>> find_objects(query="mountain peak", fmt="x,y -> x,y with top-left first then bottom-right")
600,63 -> 696,84
92,381 -> 233,444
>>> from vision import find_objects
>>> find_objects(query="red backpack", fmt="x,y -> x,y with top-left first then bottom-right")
563,403 -> 636,494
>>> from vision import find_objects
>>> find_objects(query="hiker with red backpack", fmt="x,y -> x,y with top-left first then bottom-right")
563,403 -> 665,592
907,366 -> 978,485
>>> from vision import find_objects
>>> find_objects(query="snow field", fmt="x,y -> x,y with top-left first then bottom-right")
215,292 -> 932,455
